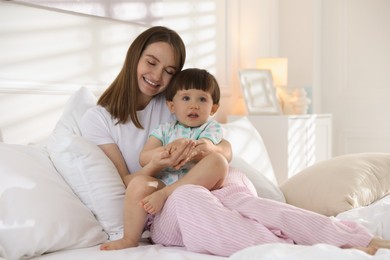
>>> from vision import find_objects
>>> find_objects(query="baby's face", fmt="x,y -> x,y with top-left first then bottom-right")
167,89 -> 218,128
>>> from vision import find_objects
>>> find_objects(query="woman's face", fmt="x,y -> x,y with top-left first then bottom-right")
137,42 -> 177,106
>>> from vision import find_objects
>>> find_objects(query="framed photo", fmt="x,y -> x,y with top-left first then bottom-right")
239,69 -> 282,114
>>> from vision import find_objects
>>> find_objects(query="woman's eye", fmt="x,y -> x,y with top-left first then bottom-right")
165,69 -> 175,75
147,61 -> 156,66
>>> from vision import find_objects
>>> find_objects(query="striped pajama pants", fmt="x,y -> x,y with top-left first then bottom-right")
150,167 -> 373,257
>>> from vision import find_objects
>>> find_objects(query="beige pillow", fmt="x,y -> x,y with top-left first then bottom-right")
280,153 -> 390,216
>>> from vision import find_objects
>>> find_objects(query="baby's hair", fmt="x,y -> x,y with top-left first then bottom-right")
165,68 -> 220,105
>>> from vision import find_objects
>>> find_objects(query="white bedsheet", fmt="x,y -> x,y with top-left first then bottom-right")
337,194 -> 390,240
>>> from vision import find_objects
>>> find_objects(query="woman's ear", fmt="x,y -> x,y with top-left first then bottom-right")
166,100 -> 175,113
210,104 -> 219,115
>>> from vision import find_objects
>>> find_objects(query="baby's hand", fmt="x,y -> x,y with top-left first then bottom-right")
165,138 -> 197,169
192,139 -> 214,161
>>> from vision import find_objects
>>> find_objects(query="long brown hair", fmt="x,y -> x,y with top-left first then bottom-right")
98,26 -> 186,128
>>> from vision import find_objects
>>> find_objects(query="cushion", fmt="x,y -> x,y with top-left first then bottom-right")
230,157 -> 285,202
222,117 -> 277,184
52,86 -> 97,136
0,143 -> 107,260
46,134 -> 125,239
280,153 -> 390,216
43,87 -> 125,240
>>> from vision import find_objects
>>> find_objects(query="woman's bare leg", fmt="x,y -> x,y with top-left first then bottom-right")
100,175 -> 165,250
141,152 -> 228,214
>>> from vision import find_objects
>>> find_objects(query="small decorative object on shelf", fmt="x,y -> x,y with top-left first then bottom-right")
276,87 -> 311,115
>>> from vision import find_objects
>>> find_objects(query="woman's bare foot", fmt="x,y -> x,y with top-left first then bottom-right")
368,237 -> 390,249
352,246 -> 378,255
141,189 -> 168,214
100,238 -> 138,250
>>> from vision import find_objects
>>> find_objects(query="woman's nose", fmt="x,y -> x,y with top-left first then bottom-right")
152,69 -> 163,81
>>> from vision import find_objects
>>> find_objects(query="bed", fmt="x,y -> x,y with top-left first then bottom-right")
1,85 -> 390,260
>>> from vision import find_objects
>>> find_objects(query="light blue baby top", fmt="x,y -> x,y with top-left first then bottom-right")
149,120 -> 223,185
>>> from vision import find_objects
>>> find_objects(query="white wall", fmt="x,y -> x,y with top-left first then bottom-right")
321,0 -> 390,155
0,2 -> 145,89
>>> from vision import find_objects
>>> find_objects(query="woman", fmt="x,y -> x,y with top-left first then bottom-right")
80,26 -> 390,256
80,26 -> 231,250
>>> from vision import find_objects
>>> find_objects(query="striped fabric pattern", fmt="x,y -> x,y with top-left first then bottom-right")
151,168 -> 373,257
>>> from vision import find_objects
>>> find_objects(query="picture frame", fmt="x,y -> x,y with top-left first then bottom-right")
239,69 -> 282,115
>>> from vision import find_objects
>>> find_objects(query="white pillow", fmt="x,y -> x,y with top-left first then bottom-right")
52,86 -> 97,136
223,117 -> 277,184
230,157 -> 285,202
43,87 -> 125,240
46,134 -> 125,239
0,143 -> 107,260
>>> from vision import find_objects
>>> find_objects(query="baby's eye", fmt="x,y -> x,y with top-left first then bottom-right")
200,97 -> 207,102
182,96 -> 190,101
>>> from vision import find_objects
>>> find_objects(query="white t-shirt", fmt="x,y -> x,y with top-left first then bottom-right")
79,94 -> 175,173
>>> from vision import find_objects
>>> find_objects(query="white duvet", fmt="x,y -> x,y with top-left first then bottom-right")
25,195 -> 390,260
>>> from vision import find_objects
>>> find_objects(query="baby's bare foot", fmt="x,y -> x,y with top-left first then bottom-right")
100,238 -> 138,250
141,189 -> 168,214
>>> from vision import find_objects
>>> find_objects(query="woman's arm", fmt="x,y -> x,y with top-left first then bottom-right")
139,136 -> 165,167
98,143 -> 133,186
99,142 -> 168,186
